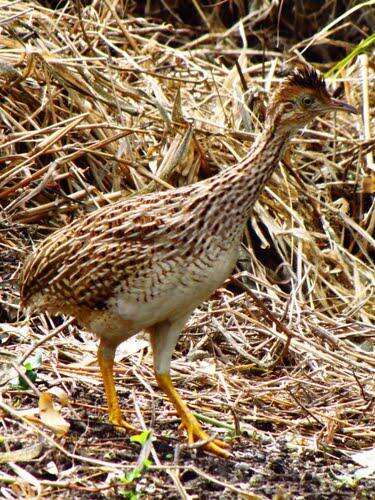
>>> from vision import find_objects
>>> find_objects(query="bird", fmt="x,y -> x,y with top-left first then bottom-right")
20,66 -> 357,458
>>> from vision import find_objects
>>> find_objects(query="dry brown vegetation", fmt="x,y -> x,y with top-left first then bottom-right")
0,1 -> 374,498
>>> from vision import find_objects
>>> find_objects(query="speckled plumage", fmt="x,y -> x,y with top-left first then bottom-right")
21,124 -> 286,335
19,66 -> 357,457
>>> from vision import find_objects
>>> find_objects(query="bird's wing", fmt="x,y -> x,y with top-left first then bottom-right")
20,189 -> 188,310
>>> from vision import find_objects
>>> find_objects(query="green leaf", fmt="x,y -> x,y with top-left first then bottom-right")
121,490 -> 138,500
326,33 -> 375,77
130,430 -> 150,445
24,362 -> 34,372
120,467 -> 142,484
142,458 -> 152,469
24,353 -> 42,371
15,354 -> 43,390
17,368 -> 37,390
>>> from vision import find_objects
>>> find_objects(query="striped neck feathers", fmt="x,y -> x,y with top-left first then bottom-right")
212,113 -> 293,220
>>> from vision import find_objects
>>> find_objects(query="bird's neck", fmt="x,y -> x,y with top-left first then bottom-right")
180,122 -> 293,254
211,124 -> 291,222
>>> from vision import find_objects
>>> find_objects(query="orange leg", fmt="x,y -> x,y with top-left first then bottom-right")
155,372 -> 230,458
150,320 -> 230,458
97,340 -> 136,432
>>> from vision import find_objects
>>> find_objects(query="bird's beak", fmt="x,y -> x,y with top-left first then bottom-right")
329,98 -> 358,114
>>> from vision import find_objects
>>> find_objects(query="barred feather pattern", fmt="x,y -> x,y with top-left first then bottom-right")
20,66 -> 330,331
20,127 -> 288,312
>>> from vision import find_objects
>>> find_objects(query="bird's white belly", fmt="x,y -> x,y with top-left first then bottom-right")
110,246 -> 238,329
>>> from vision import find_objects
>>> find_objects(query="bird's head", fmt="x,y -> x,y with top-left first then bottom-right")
267,65 -> 357,134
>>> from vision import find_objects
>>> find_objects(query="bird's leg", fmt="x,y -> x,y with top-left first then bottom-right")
155,372 -> 230,457
97,339 -> 136,432
150,319 -> 230,458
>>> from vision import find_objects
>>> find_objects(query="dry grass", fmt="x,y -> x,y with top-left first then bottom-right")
0,1 -> 374,498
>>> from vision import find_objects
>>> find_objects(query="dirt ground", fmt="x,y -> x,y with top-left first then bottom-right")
1,376 -> 374,499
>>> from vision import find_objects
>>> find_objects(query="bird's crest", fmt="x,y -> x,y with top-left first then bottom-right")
284,65 -> 328,96
271,65 -> 330,105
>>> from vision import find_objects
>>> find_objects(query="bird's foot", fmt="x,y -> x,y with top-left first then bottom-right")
179,414 -> 230,458
109,411 -> 138,433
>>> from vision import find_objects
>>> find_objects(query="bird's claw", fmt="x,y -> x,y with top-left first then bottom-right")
179,417 -> 231,458
109,412 -> 138,433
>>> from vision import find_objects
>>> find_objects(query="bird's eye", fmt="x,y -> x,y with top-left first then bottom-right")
302,96 -> 313,106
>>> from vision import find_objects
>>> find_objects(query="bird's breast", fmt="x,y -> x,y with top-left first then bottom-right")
108,244 -> 239,328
